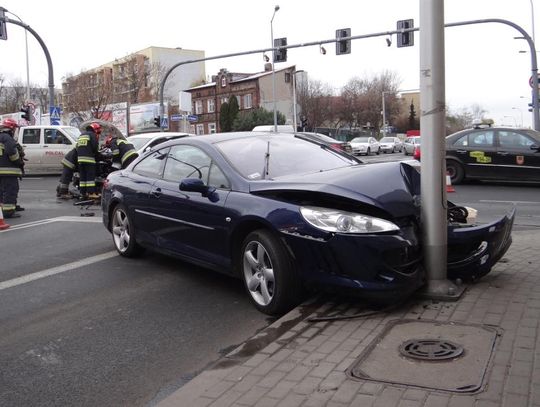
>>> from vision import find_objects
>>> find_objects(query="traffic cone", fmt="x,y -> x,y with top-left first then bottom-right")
446,172 -> 455,193
0,206 -> 10,231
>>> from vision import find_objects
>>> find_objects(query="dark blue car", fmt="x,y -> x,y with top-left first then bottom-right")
102,132 -> 514,315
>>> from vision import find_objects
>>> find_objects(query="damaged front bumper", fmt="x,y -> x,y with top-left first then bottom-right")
447,206 -> 516,281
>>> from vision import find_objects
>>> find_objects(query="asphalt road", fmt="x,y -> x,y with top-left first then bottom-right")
1,175 -> 275,407
2,165 -> 538,406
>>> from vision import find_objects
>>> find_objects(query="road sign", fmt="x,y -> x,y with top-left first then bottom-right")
529,74 -> 540,89
170,114 -> 183,122
50,106 -> 61,125
160,117 -> 169,128
187,114 -> 198,123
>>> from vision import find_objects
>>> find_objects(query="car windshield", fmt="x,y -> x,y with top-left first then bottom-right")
64,127 -> 81,140
380,137 -> 394,143
216,135 -> 358,180
128,137 -> 152,150
351,137 -> 369,143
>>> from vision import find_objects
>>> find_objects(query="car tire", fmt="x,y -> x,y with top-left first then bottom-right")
240,229 -> 303,316
376,148 -> 380,155
366,148 -> 371,156
446,160 -> 465,184
111,203 -> 143,257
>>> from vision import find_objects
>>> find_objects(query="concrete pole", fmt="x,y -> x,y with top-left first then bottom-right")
419,0 -> 462,299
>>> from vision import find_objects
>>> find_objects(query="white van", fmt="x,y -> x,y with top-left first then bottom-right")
17,125 -> 81,175
252,125 -> 295,133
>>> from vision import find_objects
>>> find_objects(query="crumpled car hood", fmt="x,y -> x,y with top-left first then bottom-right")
249,161 -> 419,218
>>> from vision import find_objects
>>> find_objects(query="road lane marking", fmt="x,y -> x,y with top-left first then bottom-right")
479,200 -> 538,204
1,216 -> 102,232
0,251 -> 118,291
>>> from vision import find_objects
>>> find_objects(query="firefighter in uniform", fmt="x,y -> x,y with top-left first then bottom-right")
0,119 -> 24,218
56,147 -> 78,199
105,134 -> 139,169
76,122 -> 101,200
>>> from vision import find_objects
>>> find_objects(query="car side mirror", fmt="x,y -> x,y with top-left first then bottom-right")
180,178 -> 219,202
530,143 -> 540,152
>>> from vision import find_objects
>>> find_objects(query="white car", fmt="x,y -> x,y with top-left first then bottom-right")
17,125 -> 81,174
379,136 -> 403,153
349,136 -> 380,155
127,132 -> 192,155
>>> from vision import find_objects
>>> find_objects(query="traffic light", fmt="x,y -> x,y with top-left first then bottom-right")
336,28 -> 351,55
20,105 -> 31,121
273,37 -> 287,63
301,116 -> 308,130
153,116 -> 161,127
397,19 -> 414,47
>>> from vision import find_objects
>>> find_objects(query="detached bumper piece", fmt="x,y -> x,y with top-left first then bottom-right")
446,207 -> 515,281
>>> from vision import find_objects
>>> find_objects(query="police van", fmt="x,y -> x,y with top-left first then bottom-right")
16,125 -> 81,175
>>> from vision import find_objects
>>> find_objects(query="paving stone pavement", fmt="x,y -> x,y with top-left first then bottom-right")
157,230 -> 540,407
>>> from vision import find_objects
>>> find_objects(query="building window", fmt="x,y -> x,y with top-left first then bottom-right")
220,96 -> 228,105
196,124 -> 205,135
207,98 -> 215,113
195,100 -> 203,115
243,93 -> 252,109
285,72 -> 291,83
208,123 -> 217,134
221,77 -> 227,87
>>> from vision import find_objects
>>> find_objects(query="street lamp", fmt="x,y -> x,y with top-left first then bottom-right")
512,107 -> 524,127
2,8 -> 30,101
271,5 -> 280,132
292,69 -> 304,131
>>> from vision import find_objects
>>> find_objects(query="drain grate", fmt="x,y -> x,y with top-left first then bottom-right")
399,339 -> 464,361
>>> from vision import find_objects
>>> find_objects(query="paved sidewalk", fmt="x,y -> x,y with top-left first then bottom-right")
158,230 -> 540,407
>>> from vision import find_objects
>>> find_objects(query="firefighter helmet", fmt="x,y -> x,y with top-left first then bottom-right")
89,122 -> 102,135
1,118 -> 19,130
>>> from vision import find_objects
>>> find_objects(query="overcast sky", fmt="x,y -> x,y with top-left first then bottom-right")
1,0 -> 538,127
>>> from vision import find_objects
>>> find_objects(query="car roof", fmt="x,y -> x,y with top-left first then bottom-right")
128,131 -> 191,139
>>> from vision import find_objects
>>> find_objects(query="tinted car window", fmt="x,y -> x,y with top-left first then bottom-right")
498,131 -> 534,148
216,135 -> 357,180
22,129 -> 40,144
470,131 -> 494,147
132,148 -> 168,178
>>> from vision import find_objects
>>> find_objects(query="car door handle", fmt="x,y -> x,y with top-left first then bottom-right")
151,187 -> 162,198
497,151 -> 509,156
455,149 -> 467,154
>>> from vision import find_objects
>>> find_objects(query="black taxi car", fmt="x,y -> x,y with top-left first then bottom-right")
445,126 -> 540,184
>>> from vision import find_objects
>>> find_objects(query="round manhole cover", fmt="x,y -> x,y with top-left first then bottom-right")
399,339 -> 464,361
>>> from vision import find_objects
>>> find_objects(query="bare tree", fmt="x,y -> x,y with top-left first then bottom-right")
64,70 -> 113,121
340,71 -> 401,133
296,79 -> 335,130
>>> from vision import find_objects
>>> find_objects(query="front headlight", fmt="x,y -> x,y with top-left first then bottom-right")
300,206 -> 399,234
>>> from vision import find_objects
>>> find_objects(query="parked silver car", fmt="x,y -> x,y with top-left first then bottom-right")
403,136 -> 421,156
350,136 -> 380,155
379,136 -> 403,153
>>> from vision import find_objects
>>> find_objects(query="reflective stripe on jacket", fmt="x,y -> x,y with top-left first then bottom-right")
76,132 -> 99,164
0,132 -> 23,177
111,139 -> 139,168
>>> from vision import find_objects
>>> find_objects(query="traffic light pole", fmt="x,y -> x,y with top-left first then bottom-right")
0,16 -> 55,114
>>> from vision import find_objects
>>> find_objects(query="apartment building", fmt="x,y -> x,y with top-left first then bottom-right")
186,65 -> 301,134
